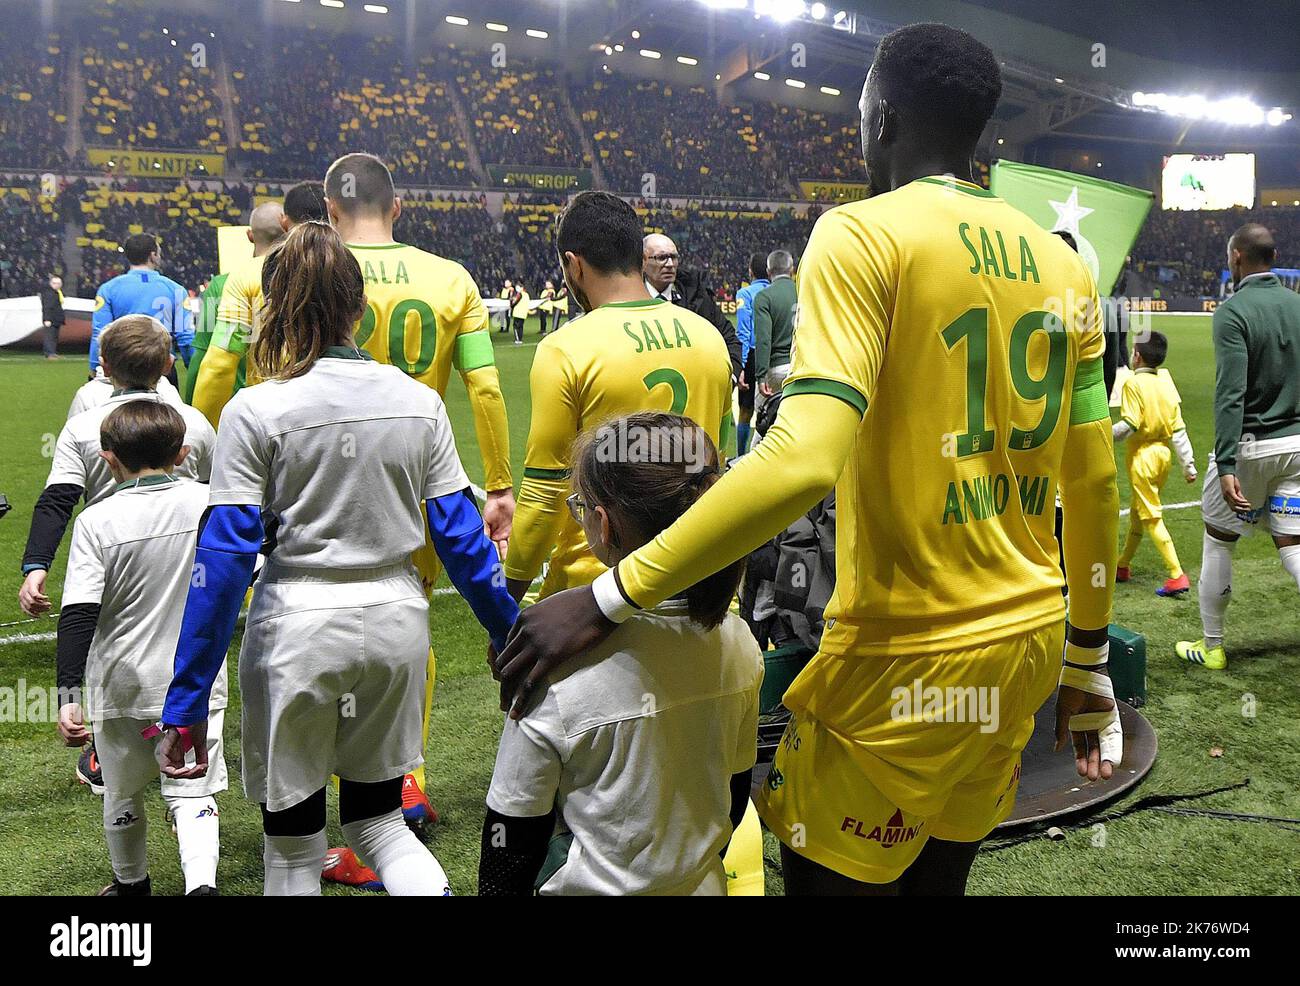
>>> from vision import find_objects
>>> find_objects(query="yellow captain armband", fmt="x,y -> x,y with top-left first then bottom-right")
1069,358 -> 1109,425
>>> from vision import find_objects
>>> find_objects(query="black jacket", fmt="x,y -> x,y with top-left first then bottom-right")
670,267 -> 742,382
40,286 -> 64,326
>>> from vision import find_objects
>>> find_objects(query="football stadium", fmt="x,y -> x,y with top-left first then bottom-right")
0,0 -> 1297,927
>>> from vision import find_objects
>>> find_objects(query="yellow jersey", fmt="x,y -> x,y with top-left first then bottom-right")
505,297 -> 733,596
787,175 -> 1104,657
191,254 -> 265,427
1119,368 -> 1185,446
348,241 -> 511,491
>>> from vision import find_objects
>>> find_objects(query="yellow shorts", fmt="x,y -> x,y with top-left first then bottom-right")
1127,443 -> 1171,521
756,620 -> 1063,885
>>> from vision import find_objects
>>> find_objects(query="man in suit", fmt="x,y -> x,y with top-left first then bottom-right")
40,274 -> 65,360
643,233 -> 742,383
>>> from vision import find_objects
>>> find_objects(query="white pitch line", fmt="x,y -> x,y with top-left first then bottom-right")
1119,499 -> 1201,518
0,630 -> 56,645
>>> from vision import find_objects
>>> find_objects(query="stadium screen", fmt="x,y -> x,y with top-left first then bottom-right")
1161,153 -> 1256,210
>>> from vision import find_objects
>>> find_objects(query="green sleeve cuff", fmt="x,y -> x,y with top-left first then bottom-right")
782,378 -> 868,417
523,466 -> 572,481
1069,359 -> 1109,425
210,318 -> 249,354
454,330 -> 495,372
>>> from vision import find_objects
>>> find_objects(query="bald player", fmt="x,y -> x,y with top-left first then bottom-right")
643,232 -> 743,384
188,200 -> 285,424
319,152 -> 515,885
189,183 -> 328,421
1177,223 -> 1300,670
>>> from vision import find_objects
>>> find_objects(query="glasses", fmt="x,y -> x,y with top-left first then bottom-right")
566,491 -> 589,524
647,253 -> 679,265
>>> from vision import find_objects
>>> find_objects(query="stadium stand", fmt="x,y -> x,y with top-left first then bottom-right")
0,3 -> 1293,310
0,20 -> 71,171
0,182 -> 66,296
75,181 -> 241,291
452,52 -> 588,170
79,10 -> 226,157
574,76 -> 780,197
398,192 -> 513,293
1132,205 -> 1300,297
231,36 -> 473,186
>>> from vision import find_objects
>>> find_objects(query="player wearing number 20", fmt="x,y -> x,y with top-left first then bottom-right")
503,192 -> 733,602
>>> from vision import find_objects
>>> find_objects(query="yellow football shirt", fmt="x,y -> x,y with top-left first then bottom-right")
785,175 -> 1104,657
1119,368 -> 1185,446
348,241 -> 511,491
505,297 -> 733,597
192,254 -> 265,427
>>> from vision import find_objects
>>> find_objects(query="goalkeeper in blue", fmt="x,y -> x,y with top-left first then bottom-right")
155,222 -> 518,896
90,233 -> 193,383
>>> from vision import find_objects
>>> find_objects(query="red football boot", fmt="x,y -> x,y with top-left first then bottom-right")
1115,566 -> 1131,583
401,774 -> 439,829
322,847 -> 382,891
1157,573 -> 1191,597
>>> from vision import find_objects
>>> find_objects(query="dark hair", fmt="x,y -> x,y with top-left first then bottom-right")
124,233 -> 158,265
1230,223 -> 1276,267
573,412 -> 742,630
1134,330 -> 1168,368
256,221 -> 365,379
555,191 -> 643,275
284,180 -> 328,223
748,252 -> 768,280
100,400 -> 185,472
325,152 -> 395,217
1053,229 -> 1078,252
873,23 -> 1002,145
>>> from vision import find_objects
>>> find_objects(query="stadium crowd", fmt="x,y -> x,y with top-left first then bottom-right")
0,184 -> 65,297
0,4 -> 1297,310
1133,204 -> 1300,296
79,9 -> 226,155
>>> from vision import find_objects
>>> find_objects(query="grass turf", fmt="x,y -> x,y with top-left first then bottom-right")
0,312 -> 1297,895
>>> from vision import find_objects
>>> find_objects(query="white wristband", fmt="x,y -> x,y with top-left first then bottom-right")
592,568 -> 637,624
1065,639 -> 1109,668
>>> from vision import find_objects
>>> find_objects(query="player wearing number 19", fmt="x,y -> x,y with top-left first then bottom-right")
496,23 -> 1123,896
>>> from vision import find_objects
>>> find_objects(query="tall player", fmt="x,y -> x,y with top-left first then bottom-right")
189,184 -> 328,424
495,24 -> 1122,896
321,152 -> 515,883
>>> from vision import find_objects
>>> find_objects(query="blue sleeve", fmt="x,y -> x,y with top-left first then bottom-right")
90,285 -> 113,372
735,290 -> 754,359
170,282 -> 195,364
161,505 -> 262,725
426,489 -> 519,652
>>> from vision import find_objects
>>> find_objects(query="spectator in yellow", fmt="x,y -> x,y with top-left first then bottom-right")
511,281 -> 532,345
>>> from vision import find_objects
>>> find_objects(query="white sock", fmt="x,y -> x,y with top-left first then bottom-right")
103,792 -> 148,885
166,795 -> 220,894
263,829 -> 327,897
1199,532 -> 1235,649
1278,543 -> 1300,591
342,808 -> 451,896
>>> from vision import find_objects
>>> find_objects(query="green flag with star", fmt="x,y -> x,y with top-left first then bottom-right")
990,160 -> 1153,295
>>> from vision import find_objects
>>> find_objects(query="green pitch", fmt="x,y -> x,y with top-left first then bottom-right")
1,313 -> 1297,895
